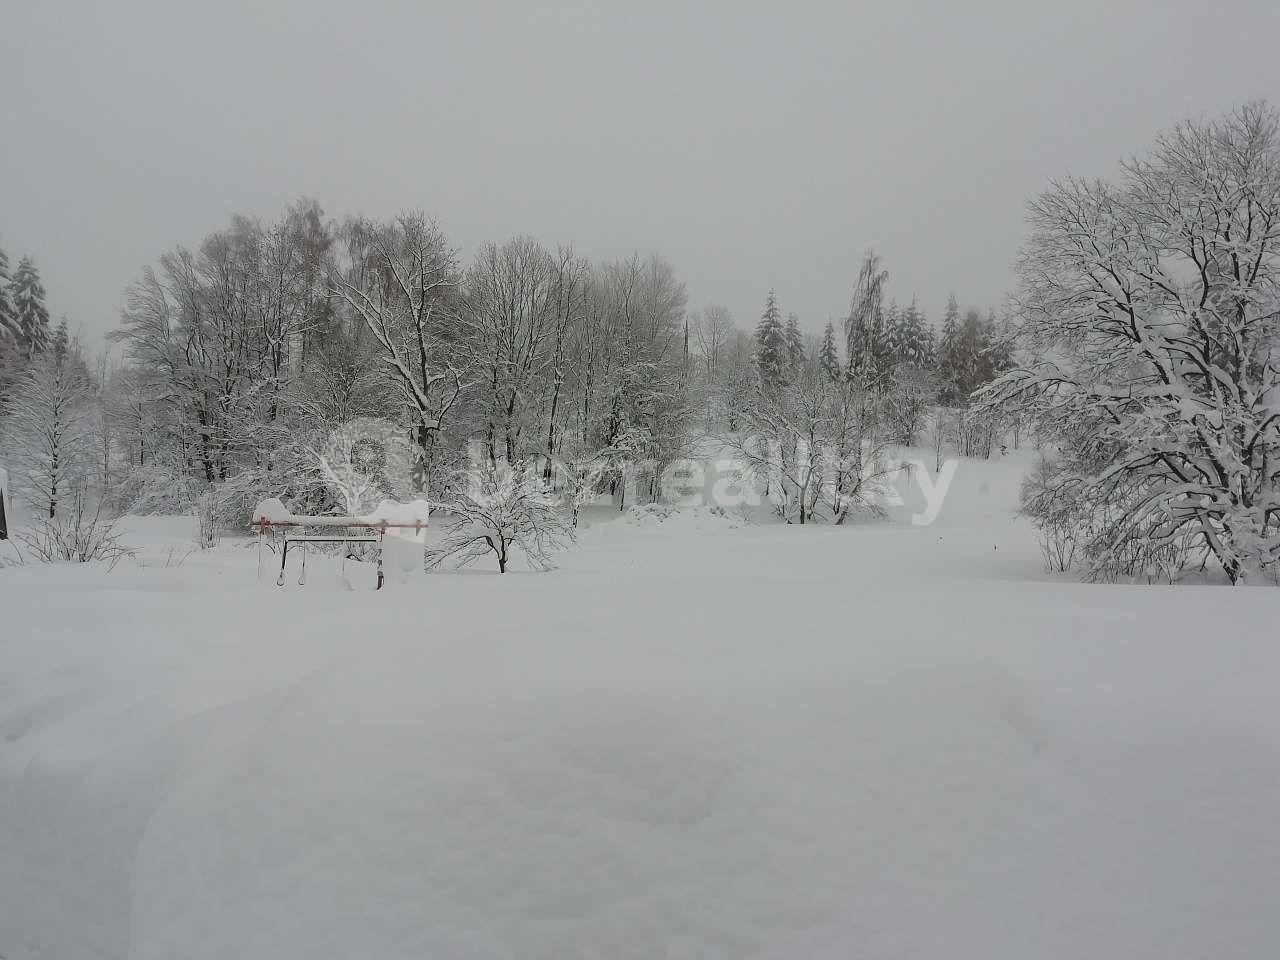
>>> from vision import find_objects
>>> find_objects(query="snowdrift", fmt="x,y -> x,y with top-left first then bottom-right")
2,453 -> 1278,959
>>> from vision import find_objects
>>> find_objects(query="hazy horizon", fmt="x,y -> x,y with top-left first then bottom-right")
3,0 -> 1278,350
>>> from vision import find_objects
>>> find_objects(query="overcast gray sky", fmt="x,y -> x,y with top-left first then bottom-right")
2,0 -> 1277,348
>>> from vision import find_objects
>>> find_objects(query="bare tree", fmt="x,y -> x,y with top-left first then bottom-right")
692,303 -> 736,429
821,376 -> 897,525
111,209 -> 323,488
695,303 -> 734,380
844,250 -> 889,381
428,458 -> 574,573
1,348 -> 93,519
884,364 -> 936,445
729,363 -> 892,524
17,484 -> 132,567
929,407 -> 950,473
731,364 -> 827,523
330,213 -> 466,492
462,237 -> 559,463
542,246 -> 590,473
305,419 -> 411,515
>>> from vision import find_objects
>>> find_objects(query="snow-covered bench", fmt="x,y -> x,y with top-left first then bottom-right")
251,498 -> 430,589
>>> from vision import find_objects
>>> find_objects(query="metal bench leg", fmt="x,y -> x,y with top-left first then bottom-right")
297,543 -> 307,586
277,539 -> 289,586
376,541 -> 384,590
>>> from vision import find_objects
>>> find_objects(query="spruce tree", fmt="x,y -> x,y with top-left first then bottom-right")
0,246 -> 18,348
10,256 -> 50,359
784,312 -> 804,367
919,321 -> 937,369
755,290 -> 787,387
939,307 -> 1000,399
52,317 -> 69,364
898,299 -> 930,368
884,301 -> 904,365
863,300 -> 895,384
937,294 -> 962,400
818,320 -> 841,381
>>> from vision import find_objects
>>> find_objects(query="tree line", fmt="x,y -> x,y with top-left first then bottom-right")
0,204 -> 1009,545
718,253 -> 1011,525
6,101 -> 1276,582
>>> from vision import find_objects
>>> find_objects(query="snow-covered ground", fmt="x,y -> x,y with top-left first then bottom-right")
2,451 -> 1278,959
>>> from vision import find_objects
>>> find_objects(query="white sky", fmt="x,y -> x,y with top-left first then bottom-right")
2,0 -> 1278,348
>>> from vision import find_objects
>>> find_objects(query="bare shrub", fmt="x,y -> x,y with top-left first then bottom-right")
428,460 -> 574,573
17,486 -> 133,569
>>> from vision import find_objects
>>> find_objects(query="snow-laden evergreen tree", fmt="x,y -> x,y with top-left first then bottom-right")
879,298 -> 937,443
978,101 -> 1280,583
936,294 -> 963,399
863,299 -> 895,384
784,312 -> 805,367
754,289 -> 787,388
51,317 -> 69,364
892,299 -> 933,369
919,316 -> 937,369
818,320 -> 841,381
0,246 -> 19,349
957,308 -> 984,388
883,301 -> 903,368
9,256 -> 50,359
935,299 -> 1005,403
0,247 -> 19,396
962,309 -> 1008,392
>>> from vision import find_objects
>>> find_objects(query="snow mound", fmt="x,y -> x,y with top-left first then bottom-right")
366,498 -> 431,583
251,497 -> 293,525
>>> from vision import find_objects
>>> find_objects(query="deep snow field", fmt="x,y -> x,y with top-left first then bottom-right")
2,450 -> 1278,959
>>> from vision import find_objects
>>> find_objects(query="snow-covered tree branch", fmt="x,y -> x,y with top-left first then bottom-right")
977,102 -> 1280,582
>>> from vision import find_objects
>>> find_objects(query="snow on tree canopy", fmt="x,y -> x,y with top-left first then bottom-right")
977,102 -> 1280,583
